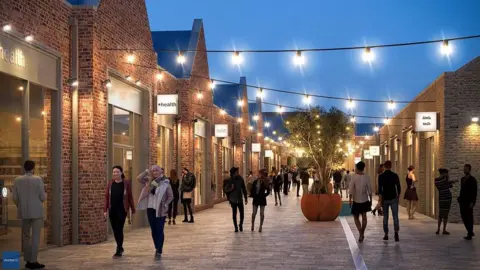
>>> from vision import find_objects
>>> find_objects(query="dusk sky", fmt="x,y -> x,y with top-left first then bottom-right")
146,0 -> 480,123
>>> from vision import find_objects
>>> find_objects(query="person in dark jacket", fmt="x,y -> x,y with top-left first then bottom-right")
300,169 -> 310,196
333,170 -> 343,198
168,169 -> 180,225
181,168 -> 196,223
223,167 -> 248,232
458,164 -> 478,240
273,168 -> 283,206
378,160 -> 401,242
283,167 -> 289,195
103,165 -> 135,258
250,169 -> 270,232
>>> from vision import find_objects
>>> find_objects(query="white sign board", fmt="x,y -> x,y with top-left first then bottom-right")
364,150 -> 373,160
126,150 -> 133,160
369,146 -> 380,156
265,150 -> 273,158
157,94 -> 178,115
215,124 -> 228,138
252,143 -> 261,153
109,78 -> 142,115
415,112 -> 437,132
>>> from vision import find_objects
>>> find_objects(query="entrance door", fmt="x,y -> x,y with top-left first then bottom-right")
110,145 -> 134,233
425,137 -> 436,217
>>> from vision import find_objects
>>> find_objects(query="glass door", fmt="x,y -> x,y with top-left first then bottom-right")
425,136 -> 436,218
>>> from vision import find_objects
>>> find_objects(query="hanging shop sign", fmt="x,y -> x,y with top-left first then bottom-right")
157,94 -> 178,115
369,146 -> 380,156
415,112 -> 437,132
363,150 -> 373,160
265,150 -> 273,158
215,124 -> 228,138
252,143 -> 261,153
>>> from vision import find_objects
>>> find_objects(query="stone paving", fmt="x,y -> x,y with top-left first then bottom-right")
29,192 -> 480,269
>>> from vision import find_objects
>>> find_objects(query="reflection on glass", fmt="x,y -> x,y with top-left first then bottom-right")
157,126 -> 173,175
194,136 -> 205,205
113,107 -> 133,145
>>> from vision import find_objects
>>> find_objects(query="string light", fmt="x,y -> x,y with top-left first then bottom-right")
127,53 -> 135,63
237,117 -> 243,123
209,79 -> 215,90
373,126 -> 380,132
277,106 -> 284,114
388,100 -> 396,110
248,126 -> 254,131
253,115 -> 259,121
316,114 -> 320,118
316,125 -> 320,129
350,116 -> 356,123
126,75 -> 132,81
362,47 -> 374,63
104,79 -> 112,88
384,117 -> 390,124
41,111 -> 46,116
273,131 -> 277,135
347,99 -> 355,109
237,99 -> 244,107
196,91 -> 203,99
365,135 -> 371,140
265,122 -> 270,128
232,51 -> 243,65
18,86 -> 24,91
265,136 -> 270,141
441,40 -> 452,56
220,109 -> 226,115
25,35 -> 34,42
16,116 -> 21,122
70,79 -> 79,87
278,137 -> 283,141
257,132 -> 262,137
3,24 -> 12,32
177,51 -> 186,64
135,80 -> 141,86
303,94 -> 311,105
156,72 -> 164,81
294,50 -> 305,66
286,121 -> 290,125
256,88 -> 264,98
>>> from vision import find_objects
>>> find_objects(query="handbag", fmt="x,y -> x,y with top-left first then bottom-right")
183,191 -> 193,199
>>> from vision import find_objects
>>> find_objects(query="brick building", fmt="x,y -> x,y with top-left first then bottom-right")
362,56 -> 480,223
0,0 -> 266,252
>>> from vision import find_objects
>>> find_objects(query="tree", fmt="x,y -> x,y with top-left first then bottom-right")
285,106 -> 353,193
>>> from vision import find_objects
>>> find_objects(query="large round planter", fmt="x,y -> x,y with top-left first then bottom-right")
301,193 -> 342,221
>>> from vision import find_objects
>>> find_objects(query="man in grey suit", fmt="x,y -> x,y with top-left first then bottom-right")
13,160 -> 46,269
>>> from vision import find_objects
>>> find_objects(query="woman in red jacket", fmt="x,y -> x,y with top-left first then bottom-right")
104,166 -> 135,258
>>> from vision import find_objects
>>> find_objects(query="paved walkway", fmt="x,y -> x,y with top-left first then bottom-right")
34,193 -> 480,270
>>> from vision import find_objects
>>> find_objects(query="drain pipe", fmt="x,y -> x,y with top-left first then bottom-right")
69,17 -> 79,245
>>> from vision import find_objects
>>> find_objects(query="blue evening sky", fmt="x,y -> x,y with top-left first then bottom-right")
146,0 -> 480,123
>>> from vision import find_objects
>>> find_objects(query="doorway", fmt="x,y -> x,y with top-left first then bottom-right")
425,136 -> 436,218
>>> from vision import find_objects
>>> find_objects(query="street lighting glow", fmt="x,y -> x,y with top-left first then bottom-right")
362,47 -> 374,63
303,94 -> 311,105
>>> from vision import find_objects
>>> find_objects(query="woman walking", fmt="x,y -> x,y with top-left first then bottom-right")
404,165 -> 419,219
181,168 -> 196,223
435,168 -> 457,235
250,169 -> 270,232
104,166 -> 135,258
137,165 -> 173,260
168,169 -> 180,225
273,168 -> 282,206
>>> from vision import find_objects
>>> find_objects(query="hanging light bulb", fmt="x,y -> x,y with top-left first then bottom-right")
303,94 -> 311,105
256,88 -> 264,98
248,126 -> 254,131
373,126 -> 380,132
347,99 -> 355,109
196,91 -> 203,99
277,106 -> 284,114
441,40 -> 452,56
265,122 -> 270,128
273,130 -> 277,135
362,47 -> 374,63
156,72 -> 164,81
220,109 -> 226,115
237,99 -> 244,107
3,24 -> 12,32
237,117 -> 243,123
126,53 -> 135,63
388,100 -> 395,110
253,115 -> 259,121
209,79 -> 215,90
384,117 -> 390,124
177,51 -> 186,64
350,116 -> 356,123
293,50 -> 305,66
232,51 -> 243,65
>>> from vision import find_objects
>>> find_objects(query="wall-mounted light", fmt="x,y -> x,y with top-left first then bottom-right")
3,24 -> 12,32
472,117 -> 479,123
25,35 -> 34,42
68,78 -> 78,87
156,72 -> 164,81
104,79 -> 112,88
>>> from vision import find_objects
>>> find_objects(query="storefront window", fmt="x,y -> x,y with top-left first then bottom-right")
212,142 -> 217,199
113,107 -> 133,146
194,135 -> 205,205
157,125 -> 173,175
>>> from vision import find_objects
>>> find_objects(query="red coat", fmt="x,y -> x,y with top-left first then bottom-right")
104,180 -> 135,214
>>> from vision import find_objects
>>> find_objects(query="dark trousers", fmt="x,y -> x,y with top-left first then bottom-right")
109,210 -> 126,250
182,199 -> 194,220
283,181 -> 289,195
147,208 -> 166,253
168,198 -> 179,220
296,182 -> 301,196
460,203 -> 474,236
230,202 -> 244,229
274,191 -> 282,205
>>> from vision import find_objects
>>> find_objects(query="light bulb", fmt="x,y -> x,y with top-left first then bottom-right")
256,88 -> 264,98
388,100 -> 395,110
350,116 -> 356,123
16,116 -> 21,122
3,24 -> 12,32
209,80 -> 215,90
237,99 -> 244,107
373,126 -> 380,132
196,91 -> 203,99
303,94 -> 311,105
265,136 -> 270,141
273,131 -> 277,135
362,47 -> 374,63
347,99 -> 355,109
316,125 -> 320,129
25,35 -> 34,42
41,111 -> 46,116
135,80 -> 141,86
237,117 -> 243,123
472,117 -> 479,123
232,51 -> 243,65
18,86 -> 24,91
156,72 -> 164,81
70,80 -> 79,87
365,135 -> 370,140
441,40 -> 452,56
126,75 -> 132,81
220,109 -> 226,115
248,126 -> 253,131
257,132 -> 262,137
127,54 -> 135,63
177,52 -> 186,64
253,115 -> 259,121
105,80 -> 112,88
293,50 -> 305,66
265,122 -> 270,128
360,141 -> 364,145
278,137 -> 283,141
384,117 -> 390,124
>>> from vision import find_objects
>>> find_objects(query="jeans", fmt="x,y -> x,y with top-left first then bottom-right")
168,198 -> 179,220
230,202 -> 244,229
383,198 -> 400,234
109,210 -> 126,250
274,191 -> 282,205
296,182 -> 301,196
182,200 -> 193,221
147,208 -> 166,253
460,202 -> 474,236
21,218 -> 43,263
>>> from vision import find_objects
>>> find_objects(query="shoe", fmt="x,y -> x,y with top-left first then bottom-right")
259,226 -> 262,232
173,220 -> 176,225
435,230 -> 440,235
359,235 -> 364,243
442,231 -> 450,235
182,219 -> 188,223
155,251 -> 162,260
297,195 -> 300,197
464,235 -> 473,240
251,224 -> 254,231
239,225 -> 243,232
168,219 -> 171,225
275,203 -> 278,206
234,227 -> 239,233
394,233 -> 399,242
371,210 -> 376,216
26,262 -> 45,269
383,234 -> 388,241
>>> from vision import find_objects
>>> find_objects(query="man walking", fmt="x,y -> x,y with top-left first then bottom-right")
300,169 -> 310,196
223,167 -> 248,232
13,160 -> 46,269
333,170 -> 343,198
349,161 -> 372,243
378,160 -> 401,242
458,164 -> 477,240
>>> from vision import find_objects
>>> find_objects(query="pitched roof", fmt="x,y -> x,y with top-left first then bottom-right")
151,19 -> 203,78
213,84 -> 243,118
66,0 -> 100,6
355,123 -> 377,136
263,112 -> 291,138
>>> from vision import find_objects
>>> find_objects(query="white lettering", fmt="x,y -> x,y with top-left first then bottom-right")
0,43 -> 26,67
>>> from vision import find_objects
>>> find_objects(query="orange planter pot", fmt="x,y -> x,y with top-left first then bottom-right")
301,194 -> 342,221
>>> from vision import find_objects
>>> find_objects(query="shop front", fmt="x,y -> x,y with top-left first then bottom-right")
0,31 -> 62,252
157,115 -> 174,175
194,119 -> 207,206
